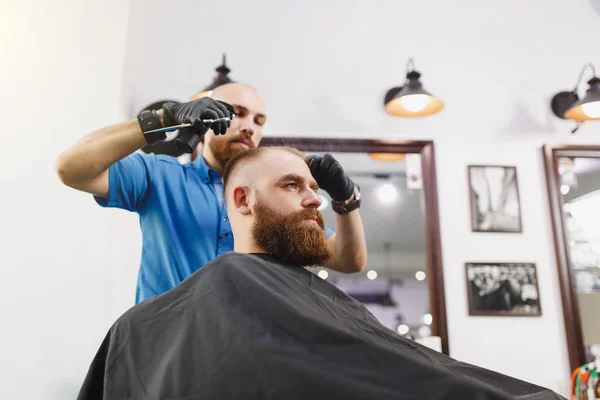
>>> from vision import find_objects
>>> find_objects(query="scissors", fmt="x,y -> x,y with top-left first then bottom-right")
144,115 -> 234,135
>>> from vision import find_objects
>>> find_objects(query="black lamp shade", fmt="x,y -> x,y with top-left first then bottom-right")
564,77 -> 600,121
384,71 -> 444,117
550,91 -> 579,120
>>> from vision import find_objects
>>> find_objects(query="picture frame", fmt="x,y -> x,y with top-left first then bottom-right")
465,262 -> 542,317
467,165 -> 523,233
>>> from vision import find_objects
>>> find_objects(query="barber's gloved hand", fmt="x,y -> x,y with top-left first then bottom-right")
307,153 -> 355,202
162,97 -> 234,136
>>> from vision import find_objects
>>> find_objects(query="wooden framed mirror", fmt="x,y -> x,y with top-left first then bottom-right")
261,137 -> 449,355
543,144 -> 600,373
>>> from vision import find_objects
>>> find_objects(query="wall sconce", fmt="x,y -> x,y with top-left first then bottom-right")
550,63 -> 600,132
384,58 -> 444,117
191,53 -> 235,100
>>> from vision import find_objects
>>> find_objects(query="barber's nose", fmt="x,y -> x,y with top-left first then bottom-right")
239,118 -> 255,136
240,126 -> 254,136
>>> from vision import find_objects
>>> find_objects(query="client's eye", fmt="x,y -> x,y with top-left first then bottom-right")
285,183 -> 298,190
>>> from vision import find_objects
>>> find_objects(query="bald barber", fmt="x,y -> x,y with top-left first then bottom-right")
55,83 -> 367,303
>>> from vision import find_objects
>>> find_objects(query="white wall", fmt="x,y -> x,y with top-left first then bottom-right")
119,0 -> 600,396
4,0 -> 600,398
0,1 -> 131,398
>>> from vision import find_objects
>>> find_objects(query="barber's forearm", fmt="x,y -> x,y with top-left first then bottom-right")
55,114 -> 156,183
330,210 -> 367,273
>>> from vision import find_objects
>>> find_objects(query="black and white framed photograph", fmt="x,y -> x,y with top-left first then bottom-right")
465,262 -> 541,316
468,165 -> 522,233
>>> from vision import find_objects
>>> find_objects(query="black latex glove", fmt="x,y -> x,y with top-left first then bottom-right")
307,153 -> 355,202
173,128 -> 204,154
162,97 -> 234,136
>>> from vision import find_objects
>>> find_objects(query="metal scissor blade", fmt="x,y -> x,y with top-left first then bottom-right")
144,116 -> 233,135
144,123 -> 192,134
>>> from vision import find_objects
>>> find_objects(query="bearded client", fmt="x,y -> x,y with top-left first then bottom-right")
76,147 -> 565,400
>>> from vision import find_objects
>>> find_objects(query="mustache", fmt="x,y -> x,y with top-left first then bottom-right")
228,135 -> 254,147
290,208 -> 325,228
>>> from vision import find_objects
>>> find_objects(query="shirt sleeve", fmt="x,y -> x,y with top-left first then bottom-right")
93,152 -> 155,212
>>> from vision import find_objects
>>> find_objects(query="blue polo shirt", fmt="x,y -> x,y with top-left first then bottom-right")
95,152 -> 334,303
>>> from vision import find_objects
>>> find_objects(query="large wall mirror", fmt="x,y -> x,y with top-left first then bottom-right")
261,138 -> 449,354
543,144 -> 600,373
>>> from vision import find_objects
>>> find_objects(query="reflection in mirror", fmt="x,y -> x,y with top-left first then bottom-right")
559,156 -> 600,362
305,151 -> 433,343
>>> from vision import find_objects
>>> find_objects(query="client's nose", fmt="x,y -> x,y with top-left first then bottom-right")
303,190 -> 322,209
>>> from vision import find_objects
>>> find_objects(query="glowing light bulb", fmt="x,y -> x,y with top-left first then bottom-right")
367,270 -> 378,280
422,313 -> 433,325
378,183 -> 397,203
400,94 -> 429,112
317,270 -> 329,280
415,271 -> 426,281
582,101 -> 600,118
397,324 -> 409,335
561,185 -> 570,195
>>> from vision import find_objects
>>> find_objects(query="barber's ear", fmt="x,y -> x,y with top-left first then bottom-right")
232,186 -> 252,215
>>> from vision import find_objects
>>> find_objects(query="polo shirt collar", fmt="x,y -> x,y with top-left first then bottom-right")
192,155 -> 220,183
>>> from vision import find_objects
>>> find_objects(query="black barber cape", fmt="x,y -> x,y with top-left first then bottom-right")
78,252 -> 565,400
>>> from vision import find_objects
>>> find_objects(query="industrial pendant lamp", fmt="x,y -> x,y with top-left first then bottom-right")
551,63 -> 600,127
191,53 -> 235,100
384,58 -> 444,117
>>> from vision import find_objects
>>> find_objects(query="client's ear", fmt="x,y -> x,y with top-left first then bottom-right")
232,186 -> 251,215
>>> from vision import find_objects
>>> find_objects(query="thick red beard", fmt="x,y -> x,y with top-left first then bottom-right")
209,136 -> 249,169
251,197 -> 332,267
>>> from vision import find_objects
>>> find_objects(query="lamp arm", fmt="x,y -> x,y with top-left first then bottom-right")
405,58 -> 415,74
573,63 -> 597,92
403,58 -> 418,85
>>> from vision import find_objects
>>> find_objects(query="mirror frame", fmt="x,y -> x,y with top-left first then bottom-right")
542,143 -> 600,373
260,137 -> 449,355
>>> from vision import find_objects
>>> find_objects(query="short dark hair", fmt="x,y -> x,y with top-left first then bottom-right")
222,146 -> 306,195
